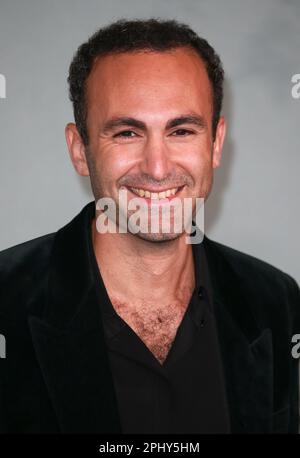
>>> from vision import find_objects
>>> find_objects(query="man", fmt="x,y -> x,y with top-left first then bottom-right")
0,18 -> 299,434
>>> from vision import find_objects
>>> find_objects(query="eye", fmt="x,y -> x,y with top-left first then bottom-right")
113,130 -> 138,138
171,129 -> 194,136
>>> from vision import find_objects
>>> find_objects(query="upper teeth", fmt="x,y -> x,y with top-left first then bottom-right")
130,187 -> 179,199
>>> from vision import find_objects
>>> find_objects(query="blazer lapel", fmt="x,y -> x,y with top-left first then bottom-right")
203,236 -> 274,433
28,202 -> 121,433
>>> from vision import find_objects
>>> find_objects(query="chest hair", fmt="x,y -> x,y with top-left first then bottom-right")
110,295 -> 191,364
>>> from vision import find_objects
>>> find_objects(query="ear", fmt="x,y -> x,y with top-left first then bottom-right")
65,123 -> 90,176
212,116 -> 226,169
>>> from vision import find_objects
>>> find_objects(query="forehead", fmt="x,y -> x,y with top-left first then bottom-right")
86,47 -> 212,120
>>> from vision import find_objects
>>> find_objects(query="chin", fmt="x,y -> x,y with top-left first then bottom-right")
131,230 -> 183,243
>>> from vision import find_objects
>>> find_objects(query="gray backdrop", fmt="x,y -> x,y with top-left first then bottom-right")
0,0 -> 299,284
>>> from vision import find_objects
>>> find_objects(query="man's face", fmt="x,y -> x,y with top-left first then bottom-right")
66,46 -> 225,241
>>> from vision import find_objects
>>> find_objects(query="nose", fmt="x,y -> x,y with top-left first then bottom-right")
140,134 -> 172,181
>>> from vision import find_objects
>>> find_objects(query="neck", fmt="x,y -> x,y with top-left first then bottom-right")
91,220 -> 195,307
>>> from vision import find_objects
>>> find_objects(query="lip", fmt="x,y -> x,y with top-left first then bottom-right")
126,185 -> 185,193
125,185 -> 185,204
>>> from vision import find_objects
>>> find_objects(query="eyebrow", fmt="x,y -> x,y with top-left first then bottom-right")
101,114 -> 206,134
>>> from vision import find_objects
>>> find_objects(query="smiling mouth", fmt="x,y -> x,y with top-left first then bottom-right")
126,185 -> 185,200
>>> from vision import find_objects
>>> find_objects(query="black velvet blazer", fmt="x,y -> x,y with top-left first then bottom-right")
0,202 -> 299,433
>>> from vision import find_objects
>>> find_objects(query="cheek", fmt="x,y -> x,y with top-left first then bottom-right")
183,149 -> 213,199
180,146 -> 213,181
91,146 -> 134,192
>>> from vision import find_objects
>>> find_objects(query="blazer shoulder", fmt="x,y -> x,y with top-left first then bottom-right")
0,233 -> 55,316
205,237 -> 299,298
0,233 -> 55,275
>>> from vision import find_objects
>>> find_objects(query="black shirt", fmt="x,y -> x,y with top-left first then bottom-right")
88,222 -> 231,434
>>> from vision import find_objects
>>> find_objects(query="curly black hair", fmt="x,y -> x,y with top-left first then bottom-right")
68,18 -> 224,145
